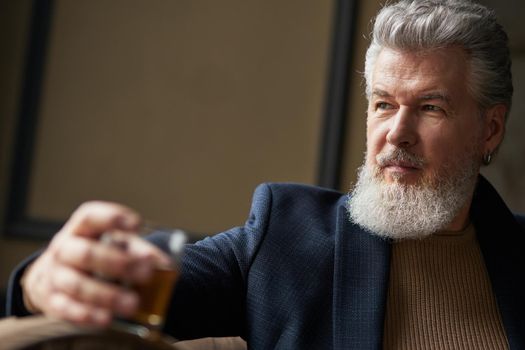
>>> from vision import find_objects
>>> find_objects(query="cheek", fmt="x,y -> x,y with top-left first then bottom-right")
365,124 -> 385,164
366,132 -> 384,164
421,131 -> 478,167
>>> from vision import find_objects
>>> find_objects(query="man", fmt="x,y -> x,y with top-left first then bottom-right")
7,0 -> 525,348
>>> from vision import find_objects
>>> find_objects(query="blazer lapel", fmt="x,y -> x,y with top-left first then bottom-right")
332,204 -> 391,350
472,176 -> 525,349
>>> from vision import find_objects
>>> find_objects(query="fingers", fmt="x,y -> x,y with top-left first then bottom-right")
24,255 -> 140,327
63,201 -> 141,238
47,201 -> 161,282
51,264 -> 138,318
50,235 -> 154,282
20,200 -> 173,327
47,294 -> 112,326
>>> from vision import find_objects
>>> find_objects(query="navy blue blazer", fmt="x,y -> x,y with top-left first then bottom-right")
7,176 -> 525,349
145,176 -> 525,349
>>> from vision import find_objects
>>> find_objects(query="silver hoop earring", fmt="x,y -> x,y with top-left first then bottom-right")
483,152 -> 492,165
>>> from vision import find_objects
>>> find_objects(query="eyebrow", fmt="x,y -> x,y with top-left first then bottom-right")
371,89 -> 451,105
371,89 -> 391,98
420,93 -> 451,105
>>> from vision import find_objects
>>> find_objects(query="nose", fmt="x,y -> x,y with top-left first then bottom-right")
386,107 -> 418,148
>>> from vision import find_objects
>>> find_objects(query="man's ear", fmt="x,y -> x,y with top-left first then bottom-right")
482,104 -> 507,153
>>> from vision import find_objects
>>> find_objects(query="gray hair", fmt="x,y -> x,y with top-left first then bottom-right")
364,0 -> 513,118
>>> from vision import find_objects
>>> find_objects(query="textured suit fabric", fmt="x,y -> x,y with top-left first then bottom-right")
147,176 -> 525,349
6,176 -> 525,349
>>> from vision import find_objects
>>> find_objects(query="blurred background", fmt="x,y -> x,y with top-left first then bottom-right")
0,0 -> 523,315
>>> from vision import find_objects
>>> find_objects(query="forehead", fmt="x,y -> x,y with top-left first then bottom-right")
370,47 -> 470,101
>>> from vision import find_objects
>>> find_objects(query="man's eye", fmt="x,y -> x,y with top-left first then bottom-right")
376,102 -> 393,110
422,105 -> 442,112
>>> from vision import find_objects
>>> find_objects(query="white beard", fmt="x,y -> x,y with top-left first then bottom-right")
347,148 -> 480,240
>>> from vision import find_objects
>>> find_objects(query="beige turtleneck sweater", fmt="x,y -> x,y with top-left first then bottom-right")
383,224 -> 508,349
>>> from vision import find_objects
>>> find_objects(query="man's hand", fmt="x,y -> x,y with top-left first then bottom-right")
21,201 -> 171,326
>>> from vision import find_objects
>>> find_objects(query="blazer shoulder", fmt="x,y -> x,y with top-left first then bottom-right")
251,182 -> 348,227
256,182 -> 346,204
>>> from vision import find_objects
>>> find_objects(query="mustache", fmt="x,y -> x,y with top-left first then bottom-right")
376,148 -> 426,169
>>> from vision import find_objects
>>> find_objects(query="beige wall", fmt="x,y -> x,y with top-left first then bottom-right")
0,0 -> 337,289
27,0 -> 332,234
